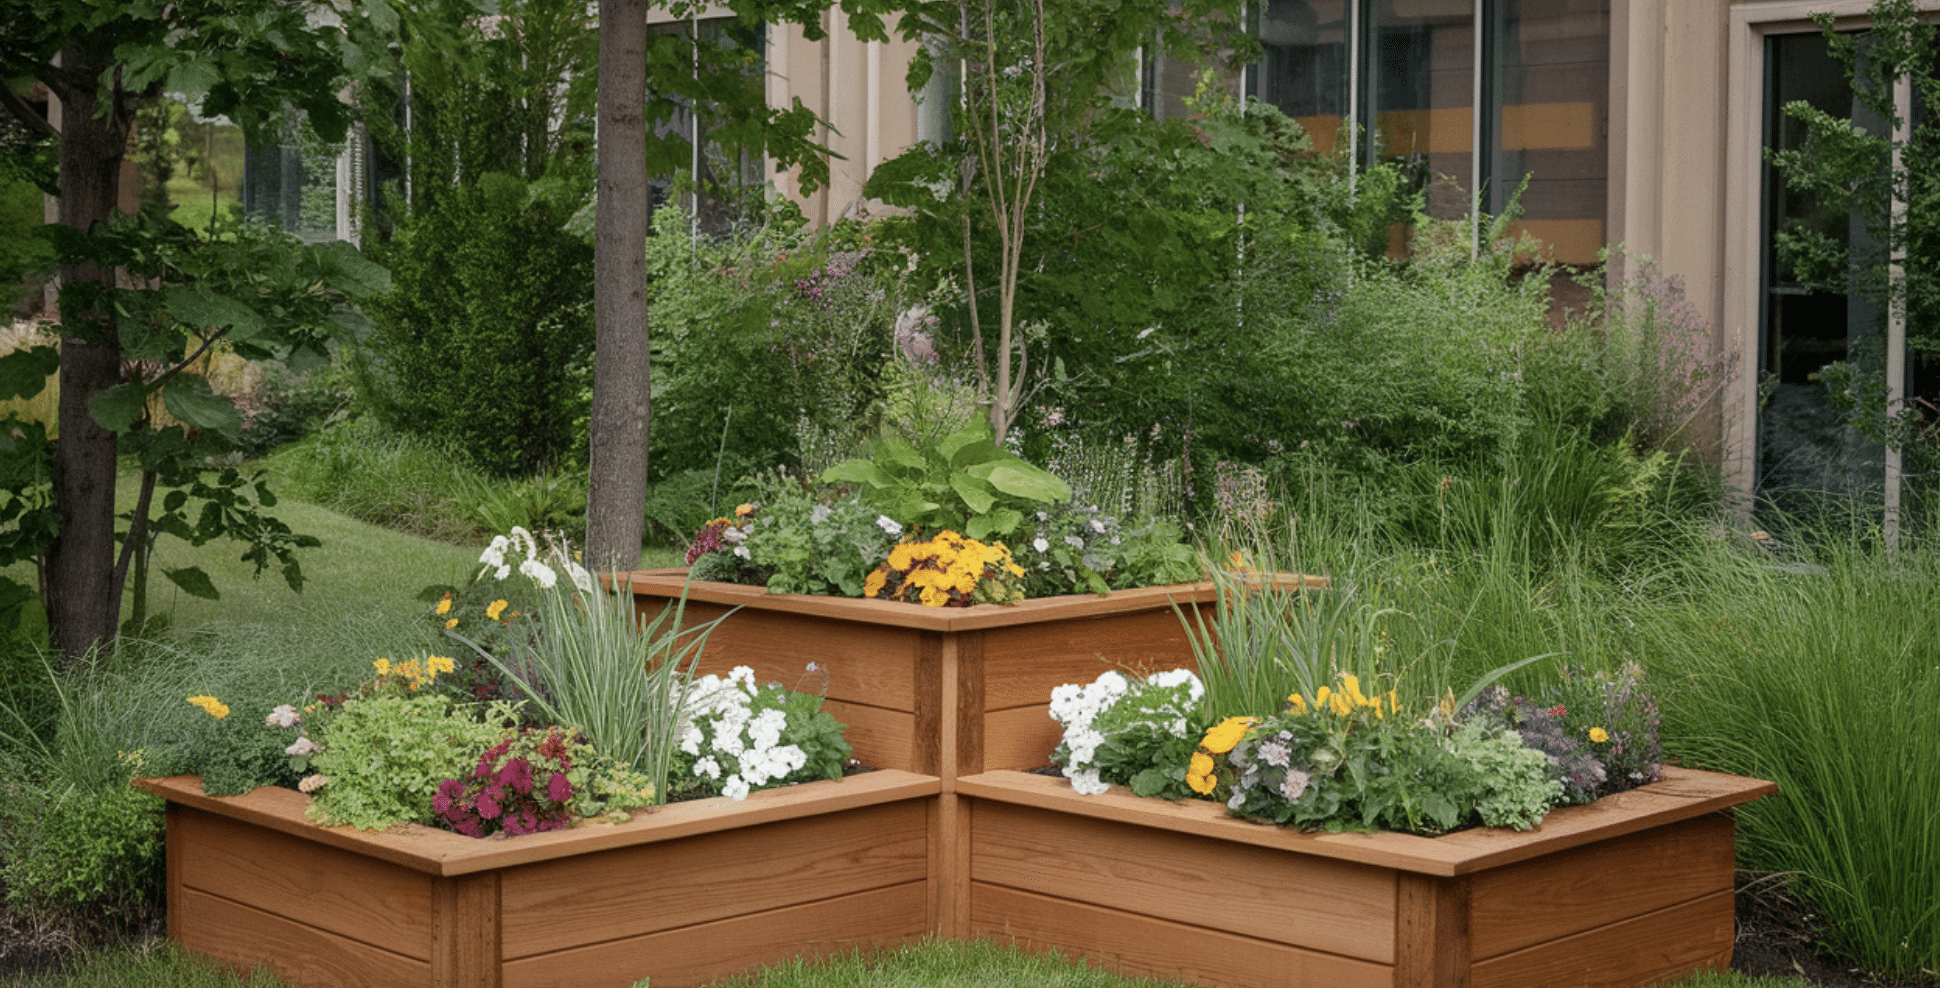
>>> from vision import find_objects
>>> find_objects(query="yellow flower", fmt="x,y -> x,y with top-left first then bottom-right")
186,695 -> 230,720
435,596 -> 452,616
426,655 -> 456,676
888,543 -> 917,571
1341,674 -> 1368,707
1285,693 -> 1307,714
445,618 -> 459,629
863,569 -> 888,598
919,585 -> 949,607
373,658 -> 392,677
1005,562 -> 1025,578
486,599 -> 508,621
1588,727 -> 1610,743
735,503 -> 755,517
1313,685 -> 1332,710
1186,752 -> 1217,794
1199,716 -> 1256,755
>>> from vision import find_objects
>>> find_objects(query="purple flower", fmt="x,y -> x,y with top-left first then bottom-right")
546,772 -> 573,803
499,757 -> 534,795
477,786 -> 503,820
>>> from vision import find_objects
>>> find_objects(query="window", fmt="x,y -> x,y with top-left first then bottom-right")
647,15 -> 767,234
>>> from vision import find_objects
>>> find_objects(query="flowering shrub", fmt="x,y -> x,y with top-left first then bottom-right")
675,665 -> 852,801
427,526 -> 594,704
1461,662 -> 1663,804
432,727 -> 657,837
688,482 -> 899,596
863,531 -> 1027,607
1013,503 -> 1199,597
168,692 -> 310,797
1049,667 -> 1662,836
1049,669 -> 1206,798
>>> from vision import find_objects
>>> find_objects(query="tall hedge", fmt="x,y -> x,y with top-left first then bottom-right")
364,173 -> 593,476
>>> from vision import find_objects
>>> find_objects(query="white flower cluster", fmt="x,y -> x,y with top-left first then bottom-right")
478,526 -> 595,593
1049,668 -> 1202,796
678,666 -> 809,801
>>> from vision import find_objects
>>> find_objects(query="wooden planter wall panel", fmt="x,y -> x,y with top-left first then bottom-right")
620,570 -> 1326,776
137,771 -> 940,988
955,768 -> 1776,988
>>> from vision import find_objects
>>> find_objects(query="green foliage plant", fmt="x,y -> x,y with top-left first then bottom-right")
163,693 -> 304,797
1012,502 -> 1198,597
1048,668 -> 1207,799
687,479 -> 899,596
303,659 -> 505,830
672,665 -> 852,801
431,725 -> 657,837
363,173 -> 593,477
821,415 -> 1071,542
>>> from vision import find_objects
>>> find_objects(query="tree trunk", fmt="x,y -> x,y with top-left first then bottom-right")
585,0 -> 652,573
45,40 -> 131,661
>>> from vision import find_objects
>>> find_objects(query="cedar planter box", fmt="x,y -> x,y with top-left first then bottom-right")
618,569 -> 1325,778
134,771 -> 941,988
952,767 -> 1777,988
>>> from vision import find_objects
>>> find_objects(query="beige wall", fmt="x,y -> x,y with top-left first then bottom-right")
765,15 -> 927,226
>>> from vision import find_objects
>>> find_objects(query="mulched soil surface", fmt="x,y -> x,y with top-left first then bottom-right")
1729,872 -> 1938,988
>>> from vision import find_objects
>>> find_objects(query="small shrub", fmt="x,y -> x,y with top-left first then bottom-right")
303,660 -> 505,830
673,665 -> 851,801
1049,668 -> 1206,799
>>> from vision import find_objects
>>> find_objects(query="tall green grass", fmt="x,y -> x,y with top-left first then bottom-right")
265,417 -> 480,542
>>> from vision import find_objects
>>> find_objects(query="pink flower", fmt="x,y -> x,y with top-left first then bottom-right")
546,772 -> 573,803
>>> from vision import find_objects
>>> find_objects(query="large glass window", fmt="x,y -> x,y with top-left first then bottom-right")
647,16 -> 767,233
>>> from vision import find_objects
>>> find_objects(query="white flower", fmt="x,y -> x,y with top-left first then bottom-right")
1280,767 -> 1311,801
520,559 -> 558,588
1064,728 -> 1106,764
494,564 -> 512,581
1089,519 -> 1107,533
722,526 -> 747,545
694,757 -> 722,780
1064,767 -> 1108,796
479,536 -> 509,569
811,505 -> 832,524
563,559 -> 595,594
265,704 -> 301,728
285,736 -> 320,757
1227,790 -> 1247,811
679,725 -> 703,756
733,546 -> 751,560
1032,537 -> 1050,553
1063,535 -> 1086,549
722,777 -> 750,801
876,515 -> 904,537
1258,740 -> 1291,768
298,774 -> 329,793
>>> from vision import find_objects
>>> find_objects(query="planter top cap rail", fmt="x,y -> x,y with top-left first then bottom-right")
958,766 -> 1777,878
134,770 -> 940,878
612,568 -> 1330,632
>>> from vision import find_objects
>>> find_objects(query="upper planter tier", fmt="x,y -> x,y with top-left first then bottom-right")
617,568 -> 1327,777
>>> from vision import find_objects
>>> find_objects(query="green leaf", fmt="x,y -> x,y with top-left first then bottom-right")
162,375 -> 244,437
165,57 -> 222,104
308,240 -> 393,298
970,462 -> 1072,503
873,435 -> 927,472
88,384 -> 149,433
162,566 -> 221,601
967,507 -> 1022,542
164,285 -> 265,340
820,460 -> 891,488
939,417 -> 995,466
949,472 -> 997,514
0,346 -> 57,401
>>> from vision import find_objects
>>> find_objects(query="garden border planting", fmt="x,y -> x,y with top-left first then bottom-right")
135,771 -> 941,988
953,767 -> 1777,988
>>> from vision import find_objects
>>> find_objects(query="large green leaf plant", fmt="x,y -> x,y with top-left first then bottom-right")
821,416 -> 1070,542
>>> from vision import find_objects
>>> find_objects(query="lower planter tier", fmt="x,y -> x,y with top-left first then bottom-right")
135,772 -> 942,988
954,767 -> 1778,988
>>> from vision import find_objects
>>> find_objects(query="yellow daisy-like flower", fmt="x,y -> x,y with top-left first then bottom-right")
445,618 -> 459,629
1005,562 -> 1025,578
1285,692 -> 1308,714
735,503 -> 755,517
1198,716 -> 1256,755
1186,752 -> 1217,794
373,658 -> 392,677
486,599 -> 509,621
426,655 -> 456,676
1588,727 -> 1610,743
186,695 -> 230,720
888,543 -> 917,571
435,596 -> 452,616
863,569 -> 888,598
919,585 -> 950,607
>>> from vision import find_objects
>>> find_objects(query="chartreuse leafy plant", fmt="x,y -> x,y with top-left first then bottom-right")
822,415 -> 1071,542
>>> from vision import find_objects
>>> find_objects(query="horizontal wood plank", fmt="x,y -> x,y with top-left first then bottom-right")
674,606 -> 924,712
971,801 -> 1396,962
138,770 -> 940,877
1467,889 -> 1736,988
982,705 -> 1058,771
822,699 -> 917,773
500,801 -> 929,958
955,768 -> 1774,877
618,570 -> 1324,633
175,887 -> 431,988
1468,814 -> 1736,959
501,881 -> 929,988
969,883 -> 1393,988
174,806 -> 433,959
981,607 -> 1207,711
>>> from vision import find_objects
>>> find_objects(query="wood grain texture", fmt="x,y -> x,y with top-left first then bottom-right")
617,570 -> 1326,633
499,800 -> 927,958
970,800 -> 1396,962
981,704 -> 1059,771
955,769 -> 1774,877
138,771 -> 939,877
173,805 -> 434,959
1468,814 -> 1736,959
969,883 -> 1393,988
175,887 -> 430,988
1467,889 -> 1736,988
1394,874 -> 1469,988
980,607 -> 1208,711
500,881 -> 929,988
954,631 -> 986,777
669,603 -> 923,712
819,700 -> 915,773
432,873 -> 501,988
165,804 -> 182,943
913,633 -> 943,776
